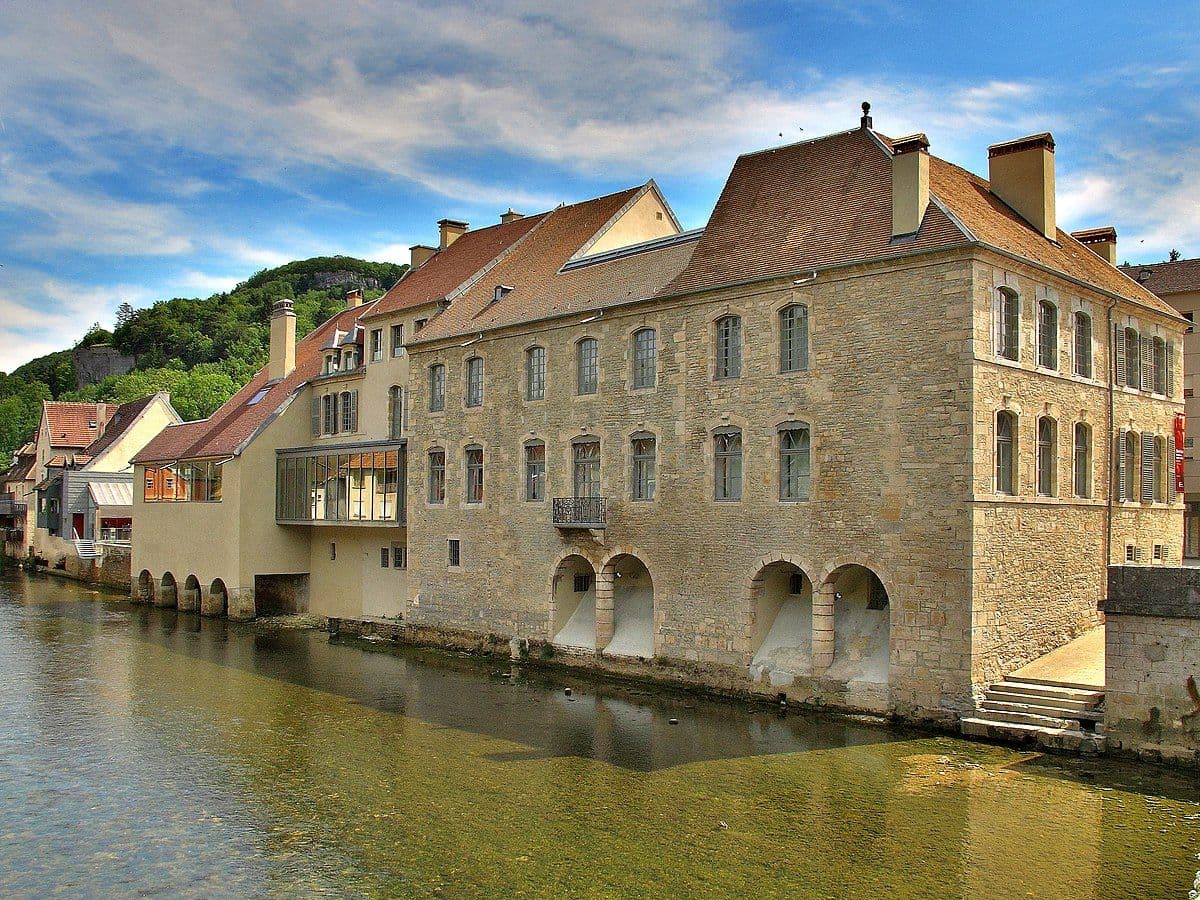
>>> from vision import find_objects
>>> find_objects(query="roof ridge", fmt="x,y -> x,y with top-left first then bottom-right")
736,126 -> 862,160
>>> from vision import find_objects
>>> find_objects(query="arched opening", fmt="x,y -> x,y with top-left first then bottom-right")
748,561 -> 813,685
158,572 -> 178,608
182,574 -> 201,612
207,578 -> 229,617
602,554 -> 654,659
136,569 -> 155,603
824,564 -> 890,685
551,555 -> 596,650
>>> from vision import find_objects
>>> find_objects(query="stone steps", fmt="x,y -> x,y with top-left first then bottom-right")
961,717 -> 1106,753
978,698 -> 1103,722
962,671 -> 1105,753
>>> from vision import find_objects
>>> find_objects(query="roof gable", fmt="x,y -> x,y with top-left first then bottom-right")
43,402 -> 116,449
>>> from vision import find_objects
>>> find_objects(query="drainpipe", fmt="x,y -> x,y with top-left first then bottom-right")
1105,300 -> 1116,576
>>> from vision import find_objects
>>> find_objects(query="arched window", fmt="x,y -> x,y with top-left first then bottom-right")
1154,436 -> 1166,503
577,338 -> 598,395
427,448 -> 446,504
714,428 -> 743,500
995,288 -> 1019,361
1037,416 -> 1056,497
464,445 -> 484,503
630,432 -> 656,500
778,422 -> 811,500
995,411 -> 1016,495
1121,430 -> 1139,502
388,386 -> 405,439
632,329 -> 657,389
1037,300 -> 1058,369
572,439 -> 600,498
1153,337 -> 1167,395
779,304 -> 809,372
524,440 -> 546,501
1073,423 -> 1091,498
429,364 -> 446,412
465,356 -> 484,407
715,315 -> 742,379
1073,311 -> 1092,378
526,346 -> 546,401
1124,327 -> 1140,388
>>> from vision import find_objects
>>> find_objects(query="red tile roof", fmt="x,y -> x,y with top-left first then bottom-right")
1118,258 -> 1200,297
362,213 -> 546,321
133,302 -> 377,464
82,393 -> 173,461
44,402 -> 116,448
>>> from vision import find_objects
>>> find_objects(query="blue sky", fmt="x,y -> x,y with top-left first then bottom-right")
1,0 -> 1198,371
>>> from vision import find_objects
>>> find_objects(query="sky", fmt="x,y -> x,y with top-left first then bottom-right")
1,0 -> 1198,372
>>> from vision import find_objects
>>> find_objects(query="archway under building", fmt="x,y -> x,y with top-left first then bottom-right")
158,572 -> 178,608
253,573 -> 309,616
551,554 -> 597,651
136,570 -> 155,604
823,563 -> 890,686
181,574 -> 201,612
748,559 -> 813,686
601,554 -> 654,659
206,578 -> 229,617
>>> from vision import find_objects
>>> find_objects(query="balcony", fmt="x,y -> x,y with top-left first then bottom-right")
552,497 -> 607,530
0,497 -> 26,517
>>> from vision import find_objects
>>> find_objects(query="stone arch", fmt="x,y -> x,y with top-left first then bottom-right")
745,554 -> 816,685
181,574 -> 202,612
136,569 -> 156,604
816,560 -> 892,686
204,578 -> 229,617
598,550 -> 654,659
157,572 -> 178,608
549,553 -> 598,651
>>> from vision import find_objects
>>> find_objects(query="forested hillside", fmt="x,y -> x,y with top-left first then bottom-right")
0,256 -> 405,468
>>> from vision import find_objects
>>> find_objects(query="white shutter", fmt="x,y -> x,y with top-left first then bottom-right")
1113,325 -> 1125,384
1141,432 -> 1155,502
1117,430 -> 1127,501
1140,335 -> 1154,392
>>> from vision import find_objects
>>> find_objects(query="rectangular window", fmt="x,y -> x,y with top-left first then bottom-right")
779,425 -> 811,500
577,339 -> 598,395
322,393 -> 338,435
1073,312 -> 1092,379
1073,424 -> 1091,498
465,357 -> 484,407
340,391 -> 357,434
715,316 -> 742,379
1185,311 -> 1195,335
371,328 -> 383,362
632,329 -> 657,389
573,441 -> 600,499
428,450 -> 446,504
380,547 -> 390,568
715,431 -> 743,500
631,436 -> 656,501
997,290 -> 1019,361
525,443 -> 546,501
448,539 -> 461,567
1037,301 -> 1058,370
429,365 -> 446,412
573,573 -> 592,593
780,305 -> 809,372
391,323 -> 405,357
526,347 -> 546,401
392,545 -> 407,569
1037,418 -> 1056,497
465,447 -> 484,503
330,542 -> 337,561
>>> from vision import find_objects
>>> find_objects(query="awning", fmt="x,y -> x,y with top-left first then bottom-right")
88,481 -> 133,508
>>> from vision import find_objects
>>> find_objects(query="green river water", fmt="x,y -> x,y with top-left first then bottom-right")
0,569 -> 1197,898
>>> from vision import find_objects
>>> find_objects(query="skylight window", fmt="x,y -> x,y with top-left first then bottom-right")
247,387 -> 271,406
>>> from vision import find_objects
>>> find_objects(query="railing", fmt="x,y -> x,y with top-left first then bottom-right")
100,527 -> 132,542
0,497 -> 27,517
552,497 -> 607,529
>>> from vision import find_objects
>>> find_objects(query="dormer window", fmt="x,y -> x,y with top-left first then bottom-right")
493,285 -> 514,303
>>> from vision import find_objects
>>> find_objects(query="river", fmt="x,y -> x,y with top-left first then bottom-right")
0,569 -> 1197,898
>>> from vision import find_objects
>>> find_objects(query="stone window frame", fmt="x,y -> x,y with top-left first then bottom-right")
630,327 -> 658,391
523,438 -> 547,503
427,446 -> 447,506
1036,415 -> 1057,498
570,435 -> 601,499
387,385 -> 405,440
995,409 -> 1018,496
1118,428 -> 1140,503
628,429 -> 658,502
1036,298 -> 1058,371
994,286 -> 1020,362
428,363 -> 446,413
390,322 -> 405,358
1072,309 -> 1093,380
525,344 -> 547,402
1072,421 -> 1092,499
777,420 -> 812,502
576,336 -> 600,396
713,314 -> 743,381
777,302 -> 810,374
447,535 -> 462,571
464,355 -> 485,409
1152,336 -> 1168,396
712,425 -> 744,502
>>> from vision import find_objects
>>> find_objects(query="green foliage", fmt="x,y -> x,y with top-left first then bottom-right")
0,255 -> 406,470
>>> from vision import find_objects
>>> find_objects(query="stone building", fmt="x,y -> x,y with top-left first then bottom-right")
131,112 -> 1185,725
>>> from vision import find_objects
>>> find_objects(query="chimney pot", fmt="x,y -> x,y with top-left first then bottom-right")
891,133 -> 930,239
437,218 -> 469,250
500,208 -> 524,225
988,133 -> 1057,240
269,298 -> 297,381
1070,227 -> 1118,266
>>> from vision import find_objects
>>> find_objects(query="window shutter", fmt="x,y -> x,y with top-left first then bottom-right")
993,292 -> 1002,356
1140,336 -> 1154,392
1141,432 -> 1155,502
1117,430 -> 1127,501
330,393 -> 339,434
1113,325 -> 1125,383
1166,340 -> 1175,397
350,391 -> 359,432
1169,434 -> 1177,499
311,395 -> 321,437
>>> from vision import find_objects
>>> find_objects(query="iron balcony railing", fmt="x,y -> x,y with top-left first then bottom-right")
552,497 -> 607,529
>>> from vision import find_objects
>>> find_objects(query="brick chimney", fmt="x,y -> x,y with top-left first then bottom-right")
346,288 -> 363,308
409,244 -> 437,269
437,218 -> 468,249
891,133 -> 930,238
1070,226 -> 1118,265
988,133 -> 1056,241
500,208 -> 524,225
268,299 -> 296,381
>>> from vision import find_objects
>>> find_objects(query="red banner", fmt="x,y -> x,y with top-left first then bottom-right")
1175,412 -> 1186,493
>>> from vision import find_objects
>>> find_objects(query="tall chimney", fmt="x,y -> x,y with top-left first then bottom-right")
891,133 -> 930,238
269,298 -> 296,381
500,208 -> 524,225
437,218 -> 468,249
409,244 -> 437,268
346,288 -> 363,308
1070,227 -> 1118,265
988,133 -> 1056,241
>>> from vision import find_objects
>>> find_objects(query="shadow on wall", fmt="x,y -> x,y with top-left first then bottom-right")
254,574 -> 310,615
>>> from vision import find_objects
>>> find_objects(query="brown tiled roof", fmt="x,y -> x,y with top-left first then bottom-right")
1118,258 -> 1200,297
45,454 -> 90,468
659,126 -> 1180,319
81,393 -> 173,461
133,302 -> 377,464
412,186 -> 687,343
44,402 -> 116,448
362,213 -> 546,321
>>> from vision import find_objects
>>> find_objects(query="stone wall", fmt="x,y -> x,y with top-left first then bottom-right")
73,344 -> 135,389
1102,567 -> 1200,766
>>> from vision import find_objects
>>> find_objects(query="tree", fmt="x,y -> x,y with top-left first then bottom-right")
1169,249 -> 1182,262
